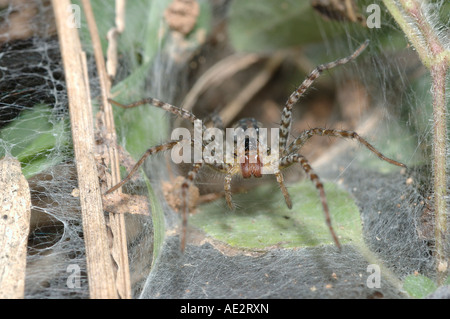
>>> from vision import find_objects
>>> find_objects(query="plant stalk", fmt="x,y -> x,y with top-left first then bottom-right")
382,0 -> 449,285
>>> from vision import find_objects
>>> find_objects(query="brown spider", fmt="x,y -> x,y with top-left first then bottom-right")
105,40 -> 406,251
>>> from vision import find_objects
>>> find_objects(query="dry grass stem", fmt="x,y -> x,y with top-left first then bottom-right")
81,0 -> 133,298
383,0 -> 449,284
52,0 -> 118,298
181,53 -> 261,112
219,52 -> 285,126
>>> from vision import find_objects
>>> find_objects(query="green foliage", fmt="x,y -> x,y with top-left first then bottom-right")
0,105 -> 70,178
403,274 -> 438,298
403,274 -> 450,298
191,181 -> 362,249
228,0 -> 349,53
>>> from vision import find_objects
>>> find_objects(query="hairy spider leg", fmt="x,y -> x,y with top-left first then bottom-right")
106,98 -> 208,195
279,153 -> 341,249
278,40 -> 369,156
105,140 -> 189,194
275,170 -> 292,209
107,98 -> 212,250
224,172 -> 234,209
287,128 -> 406,168
108,97 -> 202,125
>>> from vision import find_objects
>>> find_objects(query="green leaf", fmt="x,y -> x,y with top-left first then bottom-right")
190,181 -> 362,249
76,0 -> 174,65
21,154 -> 66,179
0,105 -> 70,178
403,274 -> 437,299
228,0 -> 346,53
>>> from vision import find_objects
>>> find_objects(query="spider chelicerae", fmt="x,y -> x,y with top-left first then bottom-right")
105,40 -> 406,251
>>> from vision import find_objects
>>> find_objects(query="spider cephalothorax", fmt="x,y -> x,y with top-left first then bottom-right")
105,40 -> 406,251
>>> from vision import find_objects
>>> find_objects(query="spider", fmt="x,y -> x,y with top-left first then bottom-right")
105,40 -> 406,251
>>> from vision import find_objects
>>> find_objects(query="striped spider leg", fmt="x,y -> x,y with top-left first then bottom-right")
106,97 -> 209,251
278,40 -> 370,155
273,40 -> 406,249
281,128 -> 406,249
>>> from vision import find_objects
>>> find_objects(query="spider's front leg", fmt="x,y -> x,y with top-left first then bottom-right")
280,153 -> 341,250
278,40 -> 369,156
